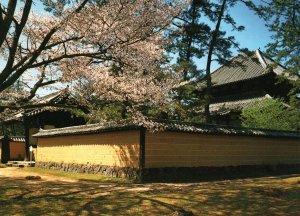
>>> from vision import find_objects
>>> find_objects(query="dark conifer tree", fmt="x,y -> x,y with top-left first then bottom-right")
246,0 -> 300,108
167,0 -> 246,123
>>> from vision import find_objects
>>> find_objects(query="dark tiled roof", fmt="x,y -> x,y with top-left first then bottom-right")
4,88 -> 79,122
33,88 -> 70,105
33,120 -> 300,139
208,50 -> 288,87
209,94 -> 273,114
3,110 -> 24,122
10,136 -> 25,142
24,106 -> 66,117
33,121 -> 139,137
0,136 -> 25,142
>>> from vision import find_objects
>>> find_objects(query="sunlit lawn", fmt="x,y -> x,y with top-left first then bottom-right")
0,167 -> 299,215
22,167 -> 132,184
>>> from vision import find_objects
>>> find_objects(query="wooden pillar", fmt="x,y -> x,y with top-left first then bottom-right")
139,127 -> 146,182
1,135 -> 10,163
24,116 -> 30,161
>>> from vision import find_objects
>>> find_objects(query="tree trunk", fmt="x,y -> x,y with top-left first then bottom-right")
205,0 -> 227,123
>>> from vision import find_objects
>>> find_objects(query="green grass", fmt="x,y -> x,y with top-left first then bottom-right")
23,167 -> 133,184
0,168 -> 299,215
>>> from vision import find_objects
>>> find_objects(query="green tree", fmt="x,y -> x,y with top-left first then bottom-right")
167,0 -> 246,123
247,0 -> 300,107
241,98 -> 300,131
248,0 -> 300,76
165,0 -> 208,122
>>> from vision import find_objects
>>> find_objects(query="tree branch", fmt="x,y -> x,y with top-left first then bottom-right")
0,0 -> 90,92
0,0 -> 32,85
0,0 -> 17,47
18,78 -> 57,103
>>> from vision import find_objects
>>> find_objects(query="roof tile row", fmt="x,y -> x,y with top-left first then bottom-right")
33,120 -> 300,139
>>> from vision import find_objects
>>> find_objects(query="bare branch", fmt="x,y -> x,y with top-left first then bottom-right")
0,0 -> 90,92
0,0 -> 17,47
19,78 -> 58,103
0,0 -> 32,85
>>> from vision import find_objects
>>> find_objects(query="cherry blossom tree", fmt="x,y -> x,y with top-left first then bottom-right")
0,0 -> 187,120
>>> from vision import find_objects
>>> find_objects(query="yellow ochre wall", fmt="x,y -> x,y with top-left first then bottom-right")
36,130 -> 140,168
145,132 -> 300,168
9,142 -> 25,160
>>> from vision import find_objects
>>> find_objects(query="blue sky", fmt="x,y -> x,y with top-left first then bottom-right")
226,1 -> 271,53
195,0 -> 273,71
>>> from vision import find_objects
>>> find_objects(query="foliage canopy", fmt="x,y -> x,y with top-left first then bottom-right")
241,98 -> 300,131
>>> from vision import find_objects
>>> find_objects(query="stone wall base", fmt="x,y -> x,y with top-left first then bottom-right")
36,161 -> 140,180
142,164 -> 300,182
36,162 -> 300,183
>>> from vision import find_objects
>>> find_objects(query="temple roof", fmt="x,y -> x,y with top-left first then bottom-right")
209,94 -> 274,115
33,120 -> 300,139
4,88 -> 81,122
0,135 -> 25,142
10,136 -> 25,142
33,88 -> 71,105
201,50 -> 296,114
208,49 -> 287,87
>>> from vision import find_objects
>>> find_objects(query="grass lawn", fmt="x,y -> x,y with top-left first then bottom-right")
22,167 -> 132,184
0,167 -> 299,216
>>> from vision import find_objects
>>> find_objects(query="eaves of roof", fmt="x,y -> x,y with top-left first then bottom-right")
209,94 -> 273,113
0,136 -> 25,142
10,136 -> 25,142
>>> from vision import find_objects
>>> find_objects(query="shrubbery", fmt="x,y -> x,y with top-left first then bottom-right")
241,99 -> 300,131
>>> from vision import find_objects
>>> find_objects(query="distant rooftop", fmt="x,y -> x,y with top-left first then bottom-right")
209,94 -> 273,115
4,88 -> 83,122
33,88 -> 71,105
207,49 -> 288,87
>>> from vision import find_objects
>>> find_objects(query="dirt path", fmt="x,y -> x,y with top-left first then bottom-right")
0,167 -> 153,192
0,167 -> 77,182
0,167 -> 299,215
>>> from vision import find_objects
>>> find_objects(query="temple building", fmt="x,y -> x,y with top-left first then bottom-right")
2,88 -> 87,159
199,49 -> 296,126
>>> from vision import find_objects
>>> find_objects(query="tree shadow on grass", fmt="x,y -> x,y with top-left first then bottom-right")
0,173 -> 300,216
0,175 -> 192,215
